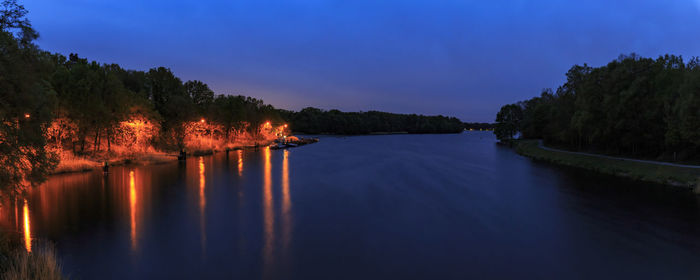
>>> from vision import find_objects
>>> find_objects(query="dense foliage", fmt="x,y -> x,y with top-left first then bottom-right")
281,107 -> 464,134
494,104 -> 522,142
496,54 -> 700,161
0,1 -> 285,195
0,1 -> 466,195
48,57 -> 285,153
0,0 -> 57,196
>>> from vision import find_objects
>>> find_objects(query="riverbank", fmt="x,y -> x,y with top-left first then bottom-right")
51,150 -> 181,175
49,136 -> 319,175
514,140 -> 700,191
51,147 -> 255,175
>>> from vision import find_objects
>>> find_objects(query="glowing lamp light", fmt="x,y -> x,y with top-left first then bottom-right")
24,113 -> 30,119
265,121 -> 271,126
284,124 -> 288,128
200,118 -> 206,123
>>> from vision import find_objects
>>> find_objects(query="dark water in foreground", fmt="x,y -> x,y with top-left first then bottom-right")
3,132 -> 700,279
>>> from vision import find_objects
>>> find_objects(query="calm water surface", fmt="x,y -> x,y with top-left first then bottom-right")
3,132 -> 700,279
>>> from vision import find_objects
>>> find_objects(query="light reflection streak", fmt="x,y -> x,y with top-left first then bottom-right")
129,170 -> 137,251
237,150 -> 243,176
199,157 -> 207,256
14,198 -> 18,232
281,150 -> 291,251
23,199 -> 31,253
262,147 -> 274,268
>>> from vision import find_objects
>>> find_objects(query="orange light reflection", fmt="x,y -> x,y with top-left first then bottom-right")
23,199 -> 31,253
199,157 -> 206,255
129,170 -> 137,251
262,146 -> 274,266
237,150 -> 243,176
282,150 -> 291,251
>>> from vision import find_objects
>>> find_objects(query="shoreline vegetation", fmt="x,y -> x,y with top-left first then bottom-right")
496,53 -> 700,192
49,138 -> 268,175
281,107 -> 465,135
0,235 -> 64,280
0,0 -> 463,190
514,140 -> 700,191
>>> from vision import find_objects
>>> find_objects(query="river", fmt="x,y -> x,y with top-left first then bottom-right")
3,132 -> 700,279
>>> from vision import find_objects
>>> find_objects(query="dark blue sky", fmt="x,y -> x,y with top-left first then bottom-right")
24,0 -> 700,122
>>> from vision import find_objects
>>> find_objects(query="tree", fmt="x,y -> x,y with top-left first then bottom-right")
145,67 -> 194,149
212,94 -> 245,141
185,80 -> 214,116
0,0 -> 57,196
494,104 -> 523,143
501,53 -> 700,162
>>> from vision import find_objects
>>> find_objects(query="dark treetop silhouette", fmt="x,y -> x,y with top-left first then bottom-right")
496,54 -> 700,163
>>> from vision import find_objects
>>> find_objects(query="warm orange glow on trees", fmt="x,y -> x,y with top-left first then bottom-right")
118,116 -> 159,153
1,0 -> 291,194
46,118 -> 78,151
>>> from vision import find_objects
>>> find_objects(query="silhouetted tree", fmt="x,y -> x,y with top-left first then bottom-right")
494,104 -> 523,143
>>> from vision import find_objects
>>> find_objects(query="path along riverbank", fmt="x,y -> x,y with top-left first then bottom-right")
514,140 -> 700,192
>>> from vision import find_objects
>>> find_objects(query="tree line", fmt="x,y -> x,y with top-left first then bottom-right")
1,1 -> 467,195
280,107 -> 464,134
495,53 -> 700,162
0,1 -> 285,194
48,57 -> 283,154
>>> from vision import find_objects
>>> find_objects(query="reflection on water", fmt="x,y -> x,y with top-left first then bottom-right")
262,147 -> 274,270
3,133 -> 700,279
129,170 -> 137,251
281,150 -> 291,252
237,150 -> 243,176
14,199 -> 18,233
23,199 -> 31,252
199,157 -> 207,257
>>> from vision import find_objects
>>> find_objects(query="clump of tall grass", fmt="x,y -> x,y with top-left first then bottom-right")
0,239 -> 65,280
51,150 -> 99,174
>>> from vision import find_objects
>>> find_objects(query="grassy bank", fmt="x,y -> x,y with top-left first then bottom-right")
49,137 -> 279,175
51,150 -> 178,175
514,140 -> 700,191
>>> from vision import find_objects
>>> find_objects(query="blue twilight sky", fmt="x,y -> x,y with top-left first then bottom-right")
23,0 -> 700,122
